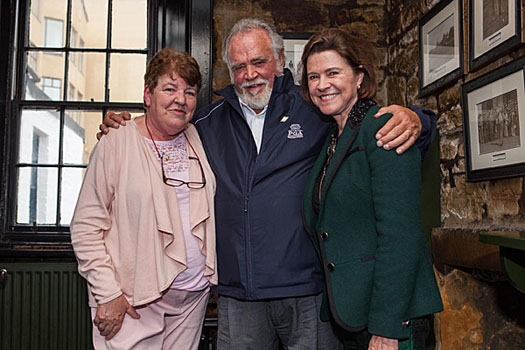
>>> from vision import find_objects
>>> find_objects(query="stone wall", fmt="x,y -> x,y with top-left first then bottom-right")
436,269 -> 524,349
385,0 -> 525,229
385,0 -> 525,349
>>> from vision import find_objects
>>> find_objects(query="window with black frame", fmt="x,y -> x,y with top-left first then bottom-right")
13,0 -> 150,235
1,0 -> 211,255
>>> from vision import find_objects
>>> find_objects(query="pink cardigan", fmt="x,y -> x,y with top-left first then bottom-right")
70,121 -> 217,307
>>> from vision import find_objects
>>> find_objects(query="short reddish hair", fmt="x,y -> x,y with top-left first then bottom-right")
144,48 -> 202,93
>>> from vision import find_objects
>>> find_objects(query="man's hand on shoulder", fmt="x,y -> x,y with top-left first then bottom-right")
373,105 -> 422,155
96,111 -> 132,140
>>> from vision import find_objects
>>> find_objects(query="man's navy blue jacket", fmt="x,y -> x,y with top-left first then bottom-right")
192,69 -> 436,301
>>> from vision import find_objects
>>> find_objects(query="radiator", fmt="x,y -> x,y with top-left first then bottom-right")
0,262 -> 92,350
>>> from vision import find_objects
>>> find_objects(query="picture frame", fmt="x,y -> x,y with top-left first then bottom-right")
419,0 -> 464,97
281,33 -> 311,84
468,0 -> 523,72
462,56 -> 525,182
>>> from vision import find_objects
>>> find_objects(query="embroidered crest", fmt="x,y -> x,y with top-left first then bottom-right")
287,123 -> 304,139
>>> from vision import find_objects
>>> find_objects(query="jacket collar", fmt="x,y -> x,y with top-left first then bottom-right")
321,102 -> 378,194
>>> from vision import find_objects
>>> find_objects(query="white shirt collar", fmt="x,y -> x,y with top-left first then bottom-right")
238,97 -> 268,153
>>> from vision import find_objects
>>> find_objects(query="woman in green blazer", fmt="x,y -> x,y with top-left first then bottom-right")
300,29 -> 443,350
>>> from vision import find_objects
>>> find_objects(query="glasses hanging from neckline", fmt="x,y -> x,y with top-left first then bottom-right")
145,116 -> 206,189
160,154 -> 206,189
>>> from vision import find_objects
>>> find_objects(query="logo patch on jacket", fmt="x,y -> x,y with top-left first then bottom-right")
287,123 -> 304,139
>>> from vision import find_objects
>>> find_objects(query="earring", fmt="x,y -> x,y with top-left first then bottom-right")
357,84 -> 361,90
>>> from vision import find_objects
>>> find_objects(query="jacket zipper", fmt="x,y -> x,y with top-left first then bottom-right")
242,113 -> 260,300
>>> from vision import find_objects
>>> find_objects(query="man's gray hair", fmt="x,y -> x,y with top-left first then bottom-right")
222,18 -> 284,70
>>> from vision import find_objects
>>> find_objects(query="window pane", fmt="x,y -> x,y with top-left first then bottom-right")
108,54 -> 147,102
60,167 -> 85,225
72,0 -> 108,48
17,167 -> 58,225
29,0 -> 67,47
69,52 -> 106,101
63,110 -> 101,164
24,52 -> 65,101
19,110 -> 60,164
111,0 -> 147,49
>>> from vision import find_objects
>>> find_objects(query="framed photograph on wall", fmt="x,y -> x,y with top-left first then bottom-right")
419,0 -> 464,97
462,57 -> 525,182
281,33 -> 311,84
469,0 -> 523,71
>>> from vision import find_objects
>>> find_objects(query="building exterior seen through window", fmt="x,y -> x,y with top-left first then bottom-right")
18,0 -> 148,227
44,18 -> 64,48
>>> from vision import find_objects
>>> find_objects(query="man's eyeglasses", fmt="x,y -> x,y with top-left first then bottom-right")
160,154 -> 206,189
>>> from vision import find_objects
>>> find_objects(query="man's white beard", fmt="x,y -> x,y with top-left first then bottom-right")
236,79 -> 272,110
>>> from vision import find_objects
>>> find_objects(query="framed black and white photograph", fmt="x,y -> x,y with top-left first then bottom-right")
281,33 -> 311,84
462,57 -> 525,181
419,0 -> 463,97
469,0 -> 523,71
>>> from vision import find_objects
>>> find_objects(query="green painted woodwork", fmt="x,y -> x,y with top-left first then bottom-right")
479,231 -> 525,293
479,231 -> 525,250
0,262 -> 92,350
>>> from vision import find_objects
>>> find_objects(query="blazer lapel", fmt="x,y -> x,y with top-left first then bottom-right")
319,104 -> 379,211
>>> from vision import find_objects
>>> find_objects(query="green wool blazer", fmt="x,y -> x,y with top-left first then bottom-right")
302,105 -> 443,339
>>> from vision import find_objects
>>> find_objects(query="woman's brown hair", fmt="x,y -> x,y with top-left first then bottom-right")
300,28 -> 377,103
144,48 -> 202,93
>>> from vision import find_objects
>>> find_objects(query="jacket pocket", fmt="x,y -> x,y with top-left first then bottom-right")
360,255 -> 376,263
329,257 -> 375,327
345,146 -> 365,159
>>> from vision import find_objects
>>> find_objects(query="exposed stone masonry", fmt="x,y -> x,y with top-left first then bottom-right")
386,0 -> 524,348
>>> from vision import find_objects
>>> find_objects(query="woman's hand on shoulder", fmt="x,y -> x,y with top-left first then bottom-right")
373,105 -> 421,155
94,294 -> 140,340
368,335 -> 398,350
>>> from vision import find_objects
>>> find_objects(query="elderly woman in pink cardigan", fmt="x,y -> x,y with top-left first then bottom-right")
70,48 -> 216,350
